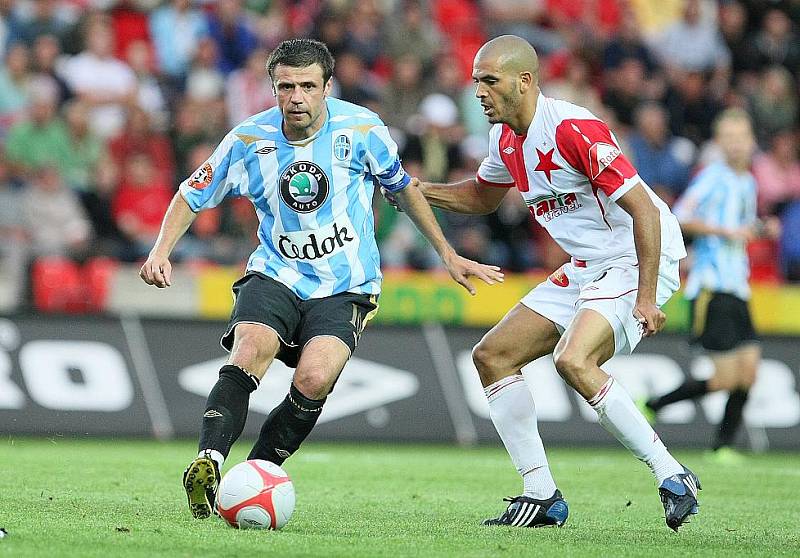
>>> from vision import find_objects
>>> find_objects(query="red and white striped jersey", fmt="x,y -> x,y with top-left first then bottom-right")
477,92 -> 686,263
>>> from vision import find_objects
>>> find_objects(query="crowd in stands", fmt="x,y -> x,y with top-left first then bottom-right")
2,0 -> 800,312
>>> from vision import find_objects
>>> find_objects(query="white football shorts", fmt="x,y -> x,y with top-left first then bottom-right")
521,256 -> 680,355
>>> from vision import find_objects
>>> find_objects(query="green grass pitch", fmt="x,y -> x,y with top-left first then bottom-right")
2,438 -> 799,557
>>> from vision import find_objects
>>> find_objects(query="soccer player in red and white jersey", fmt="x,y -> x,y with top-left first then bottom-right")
410,36 -> 700,530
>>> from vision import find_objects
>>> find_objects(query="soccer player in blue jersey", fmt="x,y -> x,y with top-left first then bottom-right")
643,109 -> 768,463
139,38 -> 504,519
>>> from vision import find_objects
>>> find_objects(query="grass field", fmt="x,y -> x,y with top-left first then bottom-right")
2,438 -> 799,557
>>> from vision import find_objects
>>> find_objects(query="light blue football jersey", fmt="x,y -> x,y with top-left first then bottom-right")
179,97 -> 410,299
673,161 -> 757,300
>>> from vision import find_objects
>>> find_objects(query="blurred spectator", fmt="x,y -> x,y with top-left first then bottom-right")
207,0 -> 258,75
124,39 -> 168,130
226,48 -> 276,127
547,0 -> 623,42
381,53 -> 426,130
31,34 -> 72,106
112,152 -> 173,261
781,200 -> 800,280
544,56 -> 604,116
626,0 -> 684,40
752,129 -> 800,216
171,100 -> 223,180
80,155 -> 122,257
109,105 -> 175,187
603,8 -> 658,75
719,0 -> 758,77
0,154 -> 27,308
748,66 -> 798,147
62,99 -> 105,193
312,9 -> 348,59
0,43 -> 33,133
22,165 -> 92,259
663,70 -> 722,145
4,79 -> 67,181
333,50 -> 381,108
627,103 -> 694,204
109,2 -> 152,61
601,57 -> 646,127
149,0 -> 209,81
8,0 -> 72,47
60,20 -> 137,138
344,0 -> 383,68
750,8 -> 800,77
481,0 -> 563,55
402,93 -> 464,184
653,0 -> 731,74
185,37 -> 225,103
386,0 -> 440,71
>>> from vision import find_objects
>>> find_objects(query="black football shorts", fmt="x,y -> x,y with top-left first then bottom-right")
220,272 -> 378,367
690,290 -> 758,352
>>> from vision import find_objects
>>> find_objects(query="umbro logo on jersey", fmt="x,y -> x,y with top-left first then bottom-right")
589,142 -> 621,179
255,145 -> 277,155
502,146 -> 515,155
203,409 -> 223,418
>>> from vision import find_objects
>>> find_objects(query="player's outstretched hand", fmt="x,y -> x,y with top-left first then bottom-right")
139,253 -> 173,288
633,301 -> 665,337
443,253 -> 504,296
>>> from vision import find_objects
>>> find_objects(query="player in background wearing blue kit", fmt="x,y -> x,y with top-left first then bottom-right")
140,39 -> 504,519
643,109 -> 778,463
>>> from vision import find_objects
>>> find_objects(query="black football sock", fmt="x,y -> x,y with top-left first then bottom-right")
647,379 -> 709,411
247,383 -> 325,464
198,364 -> 259,459
714,389 -> 749,450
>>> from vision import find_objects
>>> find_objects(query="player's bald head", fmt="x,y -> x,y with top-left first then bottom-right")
475,35 -> 539,81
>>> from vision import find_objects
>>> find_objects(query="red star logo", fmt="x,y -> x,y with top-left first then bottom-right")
534,148 -> 561,183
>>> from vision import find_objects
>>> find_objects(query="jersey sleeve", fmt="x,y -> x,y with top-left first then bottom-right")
179,132 -> 244,211
554,118 -> 639,200
672,168 -> 718,224
476,125 -> 514,187
365,125 -> 411,193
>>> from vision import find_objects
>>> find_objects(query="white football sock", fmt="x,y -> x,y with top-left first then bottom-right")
485,374 -> 557,499
588,376 -> 683,483
199,449 -> 225,471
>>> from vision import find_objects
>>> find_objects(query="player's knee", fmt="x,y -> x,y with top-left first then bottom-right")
230,325 -> 277,370
293,368 -> 333,400
472,340 -> 505,384
552,347 -> 586,383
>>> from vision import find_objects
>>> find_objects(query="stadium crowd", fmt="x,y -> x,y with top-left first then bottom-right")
1,0 -> 800,310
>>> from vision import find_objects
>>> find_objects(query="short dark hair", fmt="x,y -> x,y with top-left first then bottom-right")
266,39 -> 335,84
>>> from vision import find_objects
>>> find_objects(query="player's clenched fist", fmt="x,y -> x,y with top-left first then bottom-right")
140,254 -> 173,288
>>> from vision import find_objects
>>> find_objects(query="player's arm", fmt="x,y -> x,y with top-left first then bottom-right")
554,117 -> 666,335
140,132 -> 242,288
617,184 -> 664,336
139,192 -> 197,288
416,177 -> 510,214
406,123 -> 513,215
395,179 -> 504,295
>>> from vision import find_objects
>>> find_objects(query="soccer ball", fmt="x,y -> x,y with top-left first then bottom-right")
216,460 -> 295,530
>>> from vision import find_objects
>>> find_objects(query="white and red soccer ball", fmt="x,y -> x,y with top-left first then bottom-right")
216,459 -> 295,530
